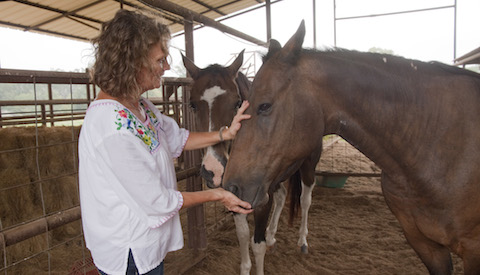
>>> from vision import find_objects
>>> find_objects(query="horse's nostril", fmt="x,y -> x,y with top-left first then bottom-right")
200,165 -> 214,181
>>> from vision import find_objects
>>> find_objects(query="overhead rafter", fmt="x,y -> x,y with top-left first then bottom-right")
0,0 -> 268,46
11,0 -> 103,32
140,0 -> 267,46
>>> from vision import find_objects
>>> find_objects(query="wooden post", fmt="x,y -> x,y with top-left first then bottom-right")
48,83 -> 54,126
40,104 -> 47,126
183,86 -> 207,250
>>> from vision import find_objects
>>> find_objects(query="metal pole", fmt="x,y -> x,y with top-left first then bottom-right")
333,0 -> 337,47
266,0 -> 272,41
453,0 -> 457,60
313,0 -> 317,48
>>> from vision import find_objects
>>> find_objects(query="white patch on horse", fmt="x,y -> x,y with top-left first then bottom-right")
202,146 -> 224,187
383,57 -> 387,63
201,86 -> 227,131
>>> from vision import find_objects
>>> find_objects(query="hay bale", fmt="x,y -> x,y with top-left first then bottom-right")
43,175 -> 79,214
0,125 -> 84,274
0,126 -> 81,227
0,168 -> 43,228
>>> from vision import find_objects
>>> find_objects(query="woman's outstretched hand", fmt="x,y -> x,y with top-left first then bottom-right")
215,188 -> 253,214
223,100 -> 251,141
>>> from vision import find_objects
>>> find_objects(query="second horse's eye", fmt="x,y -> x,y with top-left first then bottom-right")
235,100 -> 242,110
257,103 -> 272,115
189,102 -> 197,112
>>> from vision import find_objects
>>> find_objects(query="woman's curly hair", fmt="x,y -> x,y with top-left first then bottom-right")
90,9 -> 171,100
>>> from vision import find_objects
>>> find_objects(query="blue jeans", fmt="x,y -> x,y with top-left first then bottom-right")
98,250 -> 164,275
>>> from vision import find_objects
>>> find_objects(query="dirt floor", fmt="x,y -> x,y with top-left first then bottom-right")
175,139 -> 464,275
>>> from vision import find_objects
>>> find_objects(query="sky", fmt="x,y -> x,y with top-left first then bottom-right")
0,0 -> 479,76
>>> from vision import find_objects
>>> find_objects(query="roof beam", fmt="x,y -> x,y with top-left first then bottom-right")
27,0 -> 105,31
140,0 -> 267,47
114,0 -> 185,26
0,20 -> 89,41
12,0 -> 103,32
191,0 -> 226,16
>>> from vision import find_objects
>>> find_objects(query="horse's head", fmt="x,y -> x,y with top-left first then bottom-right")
182,51 -> 251,188
223,21 -> 325,208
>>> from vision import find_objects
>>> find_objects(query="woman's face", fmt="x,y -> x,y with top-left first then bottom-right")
137,42 -> 170,93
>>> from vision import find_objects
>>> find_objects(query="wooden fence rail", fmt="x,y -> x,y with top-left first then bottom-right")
0,68 -> 192,128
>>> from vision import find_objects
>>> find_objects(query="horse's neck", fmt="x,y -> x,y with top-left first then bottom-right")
318,61 -> 420,177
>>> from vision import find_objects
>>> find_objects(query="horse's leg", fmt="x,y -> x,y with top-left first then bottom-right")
265,181 -> 287,250
252,197 -> 273,275
463,251 -> 480,275
233,213 -> 252,275
382,177 -> 453,275
402,228 -> 453,275
456,235 -> 480,275
297,180 -> 314,254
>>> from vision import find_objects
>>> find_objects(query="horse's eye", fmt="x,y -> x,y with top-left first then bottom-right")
189,102 -> 197,112
257,103 -> 272,115
235,100 -> 242,110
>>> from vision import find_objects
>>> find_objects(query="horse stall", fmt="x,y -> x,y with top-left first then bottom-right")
0,68 -> 235,274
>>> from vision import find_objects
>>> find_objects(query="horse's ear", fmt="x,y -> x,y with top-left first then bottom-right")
263,39 -> 282,62
181,53 -> 200,79
279,20 -> 305,62
268,39 -> 282,53
236,72 -> 252,101
227,49 -> 244,77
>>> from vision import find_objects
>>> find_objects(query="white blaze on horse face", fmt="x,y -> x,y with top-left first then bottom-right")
201,85 -> 227,187
203,147 -> 225,187
201,86 -> 226,131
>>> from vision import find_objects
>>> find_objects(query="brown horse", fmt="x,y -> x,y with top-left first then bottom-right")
223,21 -> 480,275
182,52 -> 318,275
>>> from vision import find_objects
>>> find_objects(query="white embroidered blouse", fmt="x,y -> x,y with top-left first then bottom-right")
78,98 -> 189,274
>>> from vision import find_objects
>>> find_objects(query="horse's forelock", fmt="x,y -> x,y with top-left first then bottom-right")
197,64 -> 232,80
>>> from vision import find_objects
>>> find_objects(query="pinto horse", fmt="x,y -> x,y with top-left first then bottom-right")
223,21 -> 480,275
182,52 -> 318,275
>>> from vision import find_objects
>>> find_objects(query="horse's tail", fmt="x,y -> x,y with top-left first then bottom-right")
288,170 -> 302,226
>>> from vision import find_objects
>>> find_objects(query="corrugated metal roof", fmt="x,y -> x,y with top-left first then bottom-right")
0,0 -> 263,42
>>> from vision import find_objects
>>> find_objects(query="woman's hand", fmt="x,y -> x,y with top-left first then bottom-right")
223,100 -> 251,141
215,188 -> 253,214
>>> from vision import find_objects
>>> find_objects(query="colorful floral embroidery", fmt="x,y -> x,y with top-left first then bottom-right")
114,102 -> 159,152
142,102 -> 160,126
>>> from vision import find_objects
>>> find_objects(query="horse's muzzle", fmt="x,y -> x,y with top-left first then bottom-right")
224,179 -> 269,209
200,165 -> 217,189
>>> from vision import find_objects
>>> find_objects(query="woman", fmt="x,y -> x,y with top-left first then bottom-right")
78,9 -> 252,275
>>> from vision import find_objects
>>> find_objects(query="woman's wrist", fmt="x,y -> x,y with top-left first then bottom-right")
206,188 -> 224,202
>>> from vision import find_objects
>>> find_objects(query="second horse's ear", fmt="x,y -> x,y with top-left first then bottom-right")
228,49 -> 245,77
236,71 -> 252,101
181,53 -> 200,79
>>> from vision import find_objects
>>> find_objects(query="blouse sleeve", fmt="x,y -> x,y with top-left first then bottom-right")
157,113 -> 189,159
96,132 -> 184,228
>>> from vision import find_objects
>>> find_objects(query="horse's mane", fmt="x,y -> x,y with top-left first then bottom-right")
263,47 -> 480,80
428,61 -> 480,79
323,49 -> 480,79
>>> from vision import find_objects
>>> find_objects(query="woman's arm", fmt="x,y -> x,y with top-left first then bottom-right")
181,188 -> 253,214
184,101 -> 251,151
